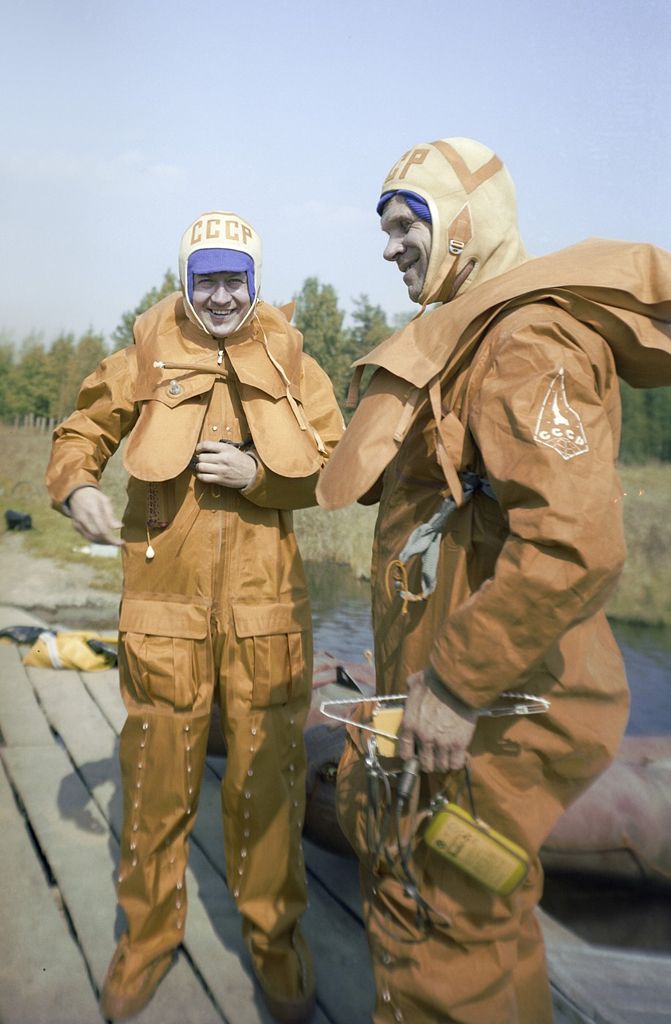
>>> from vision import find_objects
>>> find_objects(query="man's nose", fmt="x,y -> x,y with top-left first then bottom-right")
383,236 -> 404,262
211,283 -> 234,304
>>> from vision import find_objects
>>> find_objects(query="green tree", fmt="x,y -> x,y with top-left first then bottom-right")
619,381 -> 671,463
57,332 -> 108,420
111,269 -> 179,350
45,333 -> 76,420
344,295 -> 393,407
348,294 -> 390,355
294,277 -> 350,405
0,342 -> 15,419
5,337 -> 52,419
658,393 -> 671,462
648,389 -> 671,461
391,309 -> 415,331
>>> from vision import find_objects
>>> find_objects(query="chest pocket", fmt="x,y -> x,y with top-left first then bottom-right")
124,364 -> 219,483
230,600 -> 312,708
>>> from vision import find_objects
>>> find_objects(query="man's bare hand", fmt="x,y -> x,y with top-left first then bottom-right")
398,666 -> 478,773
194,442 -> 257,489
68,487 -> 123,546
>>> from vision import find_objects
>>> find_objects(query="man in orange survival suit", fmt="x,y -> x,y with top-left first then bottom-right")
46,210 -> 344,1022
317,138 -> 671,1023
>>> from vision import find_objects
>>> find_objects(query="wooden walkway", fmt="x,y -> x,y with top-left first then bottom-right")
1,602 -> 670,1024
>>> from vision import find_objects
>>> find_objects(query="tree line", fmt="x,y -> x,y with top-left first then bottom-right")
1,270 -> 669,464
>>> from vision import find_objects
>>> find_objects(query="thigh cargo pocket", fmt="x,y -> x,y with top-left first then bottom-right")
231,600 -> 312,708
119,598 -> 210,712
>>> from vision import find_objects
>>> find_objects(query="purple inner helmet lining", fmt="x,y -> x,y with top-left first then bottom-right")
376,190 -> 431,223
187,248 -> 255,302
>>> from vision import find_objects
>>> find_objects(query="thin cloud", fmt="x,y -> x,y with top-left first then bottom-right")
284,199 -> 371,229
0,149 -> 185,190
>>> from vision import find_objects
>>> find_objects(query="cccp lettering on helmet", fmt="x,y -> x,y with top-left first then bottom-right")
385,147 -> 430,183
189,217 -> 253,247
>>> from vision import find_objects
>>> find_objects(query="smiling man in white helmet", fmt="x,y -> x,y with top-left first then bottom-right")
46,210 -> 343,1022
318,138 -> 671,1023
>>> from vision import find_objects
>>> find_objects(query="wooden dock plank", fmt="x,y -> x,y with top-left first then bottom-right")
81,668 -> 128,733
26,665 -> 117,765
0,644 -> 53,746
2,742 -> 116,979
303,883 -> 376,1023
1,742 -> 224,1023
303,838 -> 362,919
25,664 -> 122,833
0,760 -> 101,1024
549,946 -> 671,1024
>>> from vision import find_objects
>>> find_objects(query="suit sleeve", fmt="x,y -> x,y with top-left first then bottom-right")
45,347 -> 139,509
429,312 -> 625,708
242,352 -> 345,510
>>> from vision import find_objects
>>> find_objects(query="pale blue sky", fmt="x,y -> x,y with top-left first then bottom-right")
1,0 -> 669,344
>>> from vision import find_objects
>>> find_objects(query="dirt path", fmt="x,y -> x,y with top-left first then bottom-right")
0,532 -> 120,629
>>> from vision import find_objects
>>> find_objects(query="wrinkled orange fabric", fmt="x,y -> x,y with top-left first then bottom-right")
46,297 -> 344,997
320,241 -> 671,1024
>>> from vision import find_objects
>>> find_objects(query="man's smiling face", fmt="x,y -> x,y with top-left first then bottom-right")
380,195 -> 433,303
191,271 -> 252,338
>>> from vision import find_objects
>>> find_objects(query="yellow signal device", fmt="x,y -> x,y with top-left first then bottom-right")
423,801 -> 530,896
371,706 -> 405,757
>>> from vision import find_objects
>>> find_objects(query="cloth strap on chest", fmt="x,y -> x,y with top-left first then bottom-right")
386,472 -> 496,613
259,325 -> 328,455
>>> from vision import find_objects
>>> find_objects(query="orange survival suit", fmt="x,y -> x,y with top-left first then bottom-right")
317,139 -> 671,1024
46,212 -> 344,1014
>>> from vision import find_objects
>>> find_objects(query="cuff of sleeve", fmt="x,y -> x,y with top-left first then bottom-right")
428,648 -> 496,710
239,451 -> 264,498
426,660 -> 480,712
61,484 -> 100,517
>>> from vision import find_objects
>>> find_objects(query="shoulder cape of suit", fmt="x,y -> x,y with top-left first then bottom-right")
124,294 -> 324,482
317,239 -> 671,510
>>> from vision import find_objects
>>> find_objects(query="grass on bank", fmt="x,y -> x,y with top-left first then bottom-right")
1,425 -> 669,626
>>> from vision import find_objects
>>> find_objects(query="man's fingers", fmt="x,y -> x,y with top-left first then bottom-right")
416,742 -> 435,774
397,732 -> 416,761
406,670 -> 424,691
97,534 -> 123,546
434,744 -> 452,774
74,522 -> 121,546
73,509 -> 122,545
195,441 -> 223,453
448,746 -> 467,771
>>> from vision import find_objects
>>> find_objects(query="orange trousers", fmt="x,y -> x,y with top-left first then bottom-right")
114,612 -> 312,994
